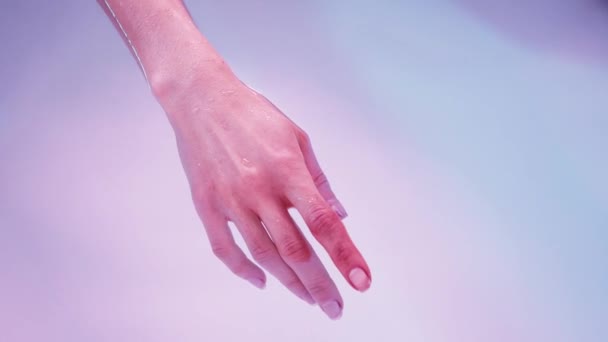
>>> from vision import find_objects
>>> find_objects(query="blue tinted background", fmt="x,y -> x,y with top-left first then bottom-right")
1,1 -> 606,341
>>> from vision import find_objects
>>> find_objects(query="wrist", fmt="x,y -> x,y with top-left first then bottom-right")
152,52 -> 243,132
102,0 -> 235,98
149,48 -> 237,101
139,18 -> 236,100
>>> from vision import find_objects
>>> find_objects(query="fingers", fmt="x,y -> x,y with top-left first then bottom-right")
258,201 -> 344,320
197,205 -> 267,289
297,131 -> 348,219
229,208 -> 315,305
283,168 -> 372,293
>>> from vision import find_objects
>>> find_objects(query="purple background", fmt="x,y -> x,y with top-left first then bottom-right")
1,1 -> 607,341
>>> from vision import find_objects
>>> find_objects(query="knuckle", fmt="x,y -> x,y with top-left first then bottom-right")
210,242 -> 233,260
296,129 -> 310,145
236,168 -> 263,190
306,279 -> 331,296
332,243 -> 352,266
308,205 -> 339,238
274,153 -> 305,178
231,259 -> 251,277
228,170 -> 267,206
250,243 -> 276,264
312,171 -> 329,187
285,277 -> 304,290
278,236 -> 311,262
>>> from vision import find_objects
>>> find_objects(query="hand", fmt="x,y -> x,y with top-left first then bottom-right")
96,0 -> 371,320
155,61 -> 371,320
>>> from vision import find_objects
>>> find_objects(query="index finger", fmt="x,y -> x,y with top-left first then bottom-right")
284,173 -> 372,292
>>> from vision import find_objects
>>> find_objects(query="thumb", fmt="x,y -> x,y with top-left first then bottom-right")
297,131 -> 348,220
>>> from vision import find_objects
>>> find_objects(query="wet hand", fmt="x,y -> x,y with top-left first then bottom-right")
155,62 -> 372,320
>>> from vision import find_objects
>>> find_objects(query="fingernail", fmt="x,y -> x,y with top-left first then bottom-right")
331,202 -> 348,219
349,267 -> 371,292
321,301 -> 342,320
248,278 -> 266,289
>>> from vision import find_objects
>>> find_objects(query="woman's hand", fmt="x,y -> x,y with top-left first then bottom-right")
98,0 -> 371,320
154,60 -> 371,319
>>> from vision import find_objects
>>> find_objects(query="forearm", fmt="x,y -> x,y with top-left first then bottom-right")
97,0 -> 234,99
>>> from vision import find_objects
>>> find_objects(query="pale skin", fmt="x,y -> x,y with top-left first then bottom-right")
97,0 -> 371,320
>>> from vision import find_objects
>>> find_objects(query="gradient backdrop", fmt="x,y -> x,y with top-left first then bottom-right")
1,1 -> 607,341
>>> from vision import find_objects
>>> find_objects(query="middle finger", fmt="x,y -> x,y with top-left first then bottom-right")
229,207 -> 315,305
257,200 -> 344,320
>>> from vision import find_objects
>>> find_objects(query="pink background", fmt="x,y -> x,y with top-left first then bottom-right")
1,1 -> 607,341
